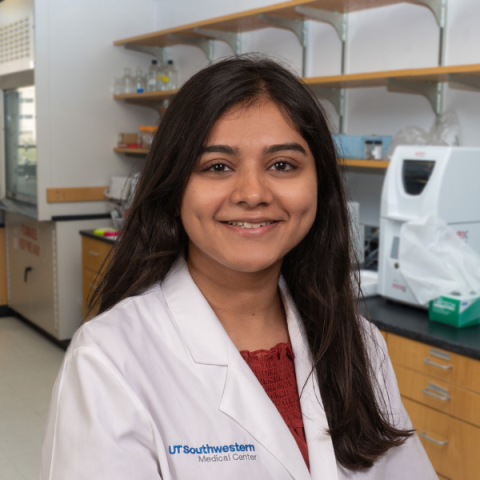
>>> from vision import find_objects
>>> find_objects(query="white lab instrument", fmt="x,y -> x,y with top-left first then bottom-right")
359,270 -> 378,297
378,146 -> 480,307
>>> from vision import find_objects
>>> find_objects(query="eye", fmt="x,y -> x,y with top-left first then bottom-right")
269,161 -> 294,172
206,163 -> 232,173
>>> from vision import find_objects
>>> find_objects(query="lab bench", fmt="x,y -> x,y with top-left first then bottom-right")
362,297 -> 480,480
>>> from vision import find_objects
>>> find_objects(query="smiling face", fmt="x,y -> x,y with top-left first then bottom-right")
180,99 -> 317,275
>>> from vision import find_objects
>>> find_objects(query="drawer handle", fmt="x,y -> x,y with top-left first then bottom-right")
420,431 -> 449,446
422,383 -> 450,401
88,250 -> 101,257
423,357 -> 453,370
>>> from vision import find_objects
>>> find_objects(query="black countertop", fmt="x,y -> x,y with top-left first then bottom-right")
80,230 -> 116,245
361,296 -> 480,361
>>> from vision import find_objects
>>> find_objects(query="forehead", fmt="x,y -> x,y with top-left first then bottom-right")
206,100 -> 303,146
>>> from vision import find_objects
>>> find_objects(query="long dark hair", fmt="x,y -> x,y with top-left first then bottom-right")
90,55 -> 412,470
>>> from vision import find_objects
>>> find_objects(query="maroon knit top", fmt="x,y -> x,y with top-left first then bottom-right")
240,342 -> 309,469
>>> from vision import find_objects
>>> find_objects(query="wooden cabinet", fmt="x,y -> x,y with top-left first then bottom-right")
404,398 -> 480,480
388,333 -> 480,479
81,235 -> 113,320
379,329 -> 387,343
395,364 -> 480,428
389,334 -> 480,393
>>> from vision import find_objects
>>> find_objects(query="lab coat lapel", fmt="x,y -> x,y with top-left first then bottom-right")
162,259 -> 311,480
220,343 -> 311,480
280,278 -> 339,480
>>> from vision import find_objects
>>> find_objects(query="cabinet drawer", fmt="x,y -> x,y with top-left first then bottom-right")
83,268 -> 101,320
403,397 -> 480,480
395,364 -> 480,427
389,334 -> 480,393
82,236 -> 112,273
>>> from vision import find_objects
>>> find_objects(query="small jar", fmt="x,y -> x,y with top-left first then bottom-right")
372,140 -> 383,160
139,126 -> 157,150
364,140 -> 374,160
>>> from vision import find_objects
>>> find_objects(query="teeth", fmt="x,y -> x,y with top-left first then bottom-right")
227,221 -> 274,229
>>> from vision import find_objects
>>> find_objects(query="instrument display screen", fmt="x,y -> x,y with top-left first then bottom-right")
402,160 -> 435,195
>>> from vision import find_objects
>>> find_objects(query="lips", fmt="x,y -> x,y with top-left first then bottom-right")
226,221 -> 276,229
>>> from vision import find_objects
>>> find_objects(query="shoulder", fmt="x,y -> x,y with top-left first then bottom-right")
68,283 -> 177,363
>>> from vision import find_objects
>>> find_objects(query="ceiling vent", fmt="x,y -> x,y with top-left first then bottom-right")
0,16 -> 34,77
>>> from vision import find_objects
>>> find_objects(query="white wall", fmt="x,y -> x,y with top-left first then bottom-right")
0,0 -> 33,23
151,0 -> 480,227
34,0 -> 158,220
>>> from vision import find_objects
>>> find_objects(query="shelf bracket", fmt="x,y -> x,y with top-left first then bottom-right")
193,28 -> 242,55
295,6 -> 348,75
448,73 -> 480,90
295,7 -> 346,42
413,0 -> 446,28
308,85 -> 345,117
258,14 -> 307,76
168,34 -> 214,62
387,78 -> 443,115
123,44 -> 167,66
258,14 -> 306,47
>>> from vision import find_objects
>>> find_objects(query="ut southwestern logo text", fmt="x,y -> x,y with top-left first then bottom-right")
169,443 -> 255,455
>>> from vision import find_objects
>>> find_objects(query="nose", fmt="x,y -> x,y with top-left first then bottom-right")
229,166 -> 273,208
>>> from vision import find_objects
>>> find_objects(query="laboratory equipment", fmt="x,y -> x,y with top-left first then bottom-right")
333,134 -> 392,160
4,86 -> 37,205
378,146 -> 480,307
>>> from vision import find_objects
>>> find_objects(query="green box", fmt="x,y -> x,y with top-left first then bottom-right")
429,294 -> 480,328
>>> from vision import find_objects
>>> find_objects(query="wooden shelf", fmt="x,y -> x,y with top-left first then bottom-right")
305,64 -> 480,89
114,90 -> 178,106
113,65 -> 480,106
341,159 -> 389,169
114,147 -> 149,155
114,0 -> 419,48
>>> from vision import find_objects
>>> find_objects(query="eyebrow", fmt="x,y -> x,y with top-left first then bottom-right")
199,145 -> 240,156
262,142 -> 307,156
199,142 -> 307,157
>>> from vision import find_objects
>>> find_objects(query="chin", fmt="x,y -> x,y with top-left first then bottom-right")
222,255 -> 282,274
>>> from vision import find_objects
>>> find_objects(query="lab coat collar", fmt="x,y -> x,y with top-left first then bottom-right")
161,257 -> 230,366
161,257 -> 338,480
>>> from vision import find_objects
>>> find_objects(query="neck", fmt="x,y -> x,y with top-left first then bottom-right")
187,251 -> 289,352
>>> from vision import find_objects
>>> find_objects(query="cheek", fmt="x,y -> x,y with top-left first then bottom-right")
180,181 -> 224,232
282,179 -> 317,225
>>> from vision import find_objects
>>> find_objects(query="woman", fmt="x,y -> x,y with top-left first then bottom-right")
41,56 -> 436,480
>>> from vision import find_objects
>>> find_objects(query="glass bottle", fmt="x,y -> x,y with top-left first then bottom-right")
166,59 -> 178,89
147,59 -> 159,92
139,126 -> 157,150
156,63 -> 168,91
122,68 -> 134,94
135,68 -> 146,93
113,76 -> 124,95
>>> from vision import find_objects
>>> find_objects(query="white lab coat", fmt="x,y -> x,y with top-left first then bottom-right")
41,258 -> 436,480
